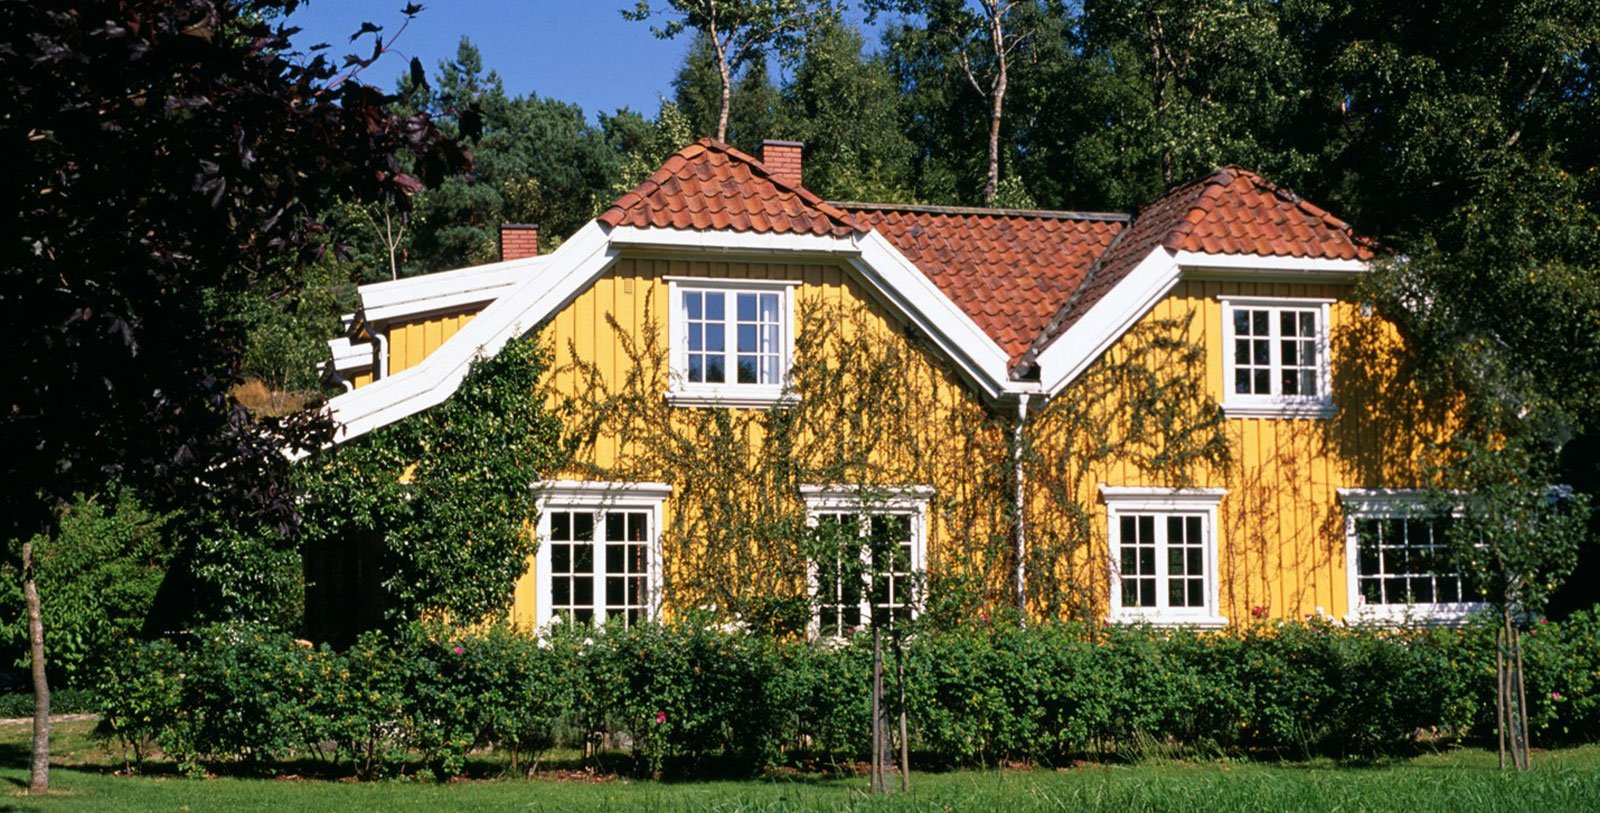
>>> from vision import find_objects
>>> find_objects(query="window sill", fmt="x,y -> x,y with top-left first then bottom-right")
666,386 -> 797,409
1344,603 -> 1486,627
1109,612 -> 1229,630
1220,398 -> 1337,420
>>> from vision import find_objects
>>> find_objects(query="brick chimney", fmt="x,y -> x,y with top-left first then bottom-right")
757,140 -> 803,189
500,224 -> 539,261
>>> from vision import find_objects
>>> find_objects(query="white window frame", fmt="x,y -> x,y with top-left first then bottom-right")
1338,488 -> 1484,625
534,480 -> 670,627
1102,485 -> 1228,628
801,485 -> 931,636
1218,295 -> 1335,419
666,276 -> 799,408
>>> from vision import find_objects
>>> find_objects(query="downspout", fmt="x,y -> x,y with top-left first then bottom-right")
1013,393 -> 1030,621
372,331 -> 390,381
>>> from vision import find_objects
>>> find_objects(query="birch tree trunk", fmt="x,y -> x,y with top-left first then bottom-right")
982,2 -> 1008,205
22,539 -> 50,794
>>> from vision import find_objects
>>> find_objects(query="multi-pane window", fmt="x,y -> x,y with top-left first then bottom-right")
545,507 -> 653,626
1354,516 -> 1473,607
1103,486 -> 1225,626
813,513 -> 916,635
1116,513 -> 1208,612
672,281 -> 794,405
1220,298 -> 1332,417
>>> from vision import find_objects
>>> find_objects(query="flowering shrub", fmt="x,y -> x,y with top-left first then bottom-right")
98,610 -> 1600,778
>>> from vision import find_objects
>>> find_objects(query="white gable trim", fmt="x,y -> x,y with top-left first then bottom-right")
358,255 -> 551,323
319,223 -> 1016,446
1033,246 -> 1182,396
323,221 -> 615,444
1033,249 -> 1372,396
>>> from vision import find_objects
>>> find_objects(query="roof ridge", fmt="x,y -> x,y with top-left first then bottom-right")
696,139 -> 866,233
836,201 -> 1131,223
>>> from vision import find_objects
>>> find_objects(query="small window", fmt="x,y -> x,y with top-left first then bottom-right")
1219,297 -> 1333,418
536,481 -> 668,627
669,278 -> 797,407
1340,490 -> 1484,623
802,486 -> 930,636
1102,486 -> 1227,627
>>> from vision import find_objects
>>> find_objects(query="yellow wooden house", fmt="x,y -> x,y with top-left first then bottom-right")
321,139 -> 1467,631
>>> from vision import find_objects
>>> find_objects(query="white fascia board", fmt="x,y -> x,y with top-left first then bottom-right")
1034,246 -> 1182,396
1173,250 -> 1368,279
609,225 -> 861,256
321,221 -> 615,444
359,256 -> 550,323
326,337 -> 374,372
851,231 -> 1013,398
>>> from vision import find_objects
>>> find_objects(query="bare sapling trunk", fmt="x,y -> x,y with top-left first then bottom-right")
1498,611 -> 1531,771
22,539 -> 50,794
896,631 -> 909,792
870,627 -> 883,793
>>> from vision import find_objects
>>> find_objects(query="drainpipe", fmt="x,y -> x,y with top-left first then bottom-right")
1013,393 -> 1030,621
372,331 -> 390,381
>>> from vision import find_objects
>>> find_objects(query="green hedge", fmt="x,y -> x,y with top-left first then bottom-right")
97,610 -> 1600,778
0,688 -> 99,718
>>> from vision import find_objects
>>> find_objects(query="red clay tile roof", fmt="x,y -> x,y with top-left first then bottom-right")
845,203 -> 1127,362
597,139 -> 863,237
1019,167 -> 1376,368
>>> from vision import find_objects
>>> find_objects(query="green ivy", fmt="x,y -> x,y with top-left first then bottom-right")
299,336 -> 566,627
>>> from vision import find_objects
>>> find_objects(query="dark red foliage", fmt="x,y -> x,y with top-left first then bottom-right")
0,0 -> 467,540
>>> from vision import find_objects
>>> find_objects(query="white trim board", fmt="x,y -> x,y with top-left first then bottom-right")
318,223 -> 1017,446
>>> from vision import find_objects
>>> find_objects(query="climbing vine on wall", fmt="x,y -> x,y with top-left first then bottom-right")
299,337 -> 567,626
558,284 -> 1229,628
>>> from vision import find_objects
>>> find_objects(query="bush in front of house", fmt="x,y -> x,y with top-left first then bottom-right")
96,610 -> 1600,779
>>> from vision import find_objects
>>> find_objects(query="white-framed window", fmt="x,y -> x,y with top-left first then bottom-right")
534,480 -> 670,627
1102,486 -> 1227,628
801,485 -> 931,636
666,277 -> 798,408
1338,489 -> 1484,624
1218,296 -> 1334,418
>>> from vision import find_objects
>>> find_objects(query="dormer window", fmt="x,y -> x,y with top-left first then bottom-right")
667,277 -> 797,407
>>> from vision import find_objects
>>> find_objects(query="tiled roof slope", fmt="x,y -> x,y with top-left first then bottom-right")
598,139 -> 863,237
846,203 -> 1127,362
1022,167 -> 1375,365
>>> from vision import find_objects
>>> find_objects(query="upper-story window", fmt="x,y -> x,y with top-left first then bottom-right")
667,277 -> 797,408
1339,489 -> 1483,624
1102,486 -> 1228,628
1219,296 -> 1334,419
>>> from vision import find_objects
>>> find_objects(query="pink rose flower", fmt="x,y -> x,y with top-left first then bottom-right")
452,645 -> 464,655
655,711 -> 667,725
1552,692 -> 1564,701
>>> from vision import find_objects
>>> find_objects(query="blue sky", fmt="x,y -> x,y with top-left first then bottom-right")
287,1 -> 885,122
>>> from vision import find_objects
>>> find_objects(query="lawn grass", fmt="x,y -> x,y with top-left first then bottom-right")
1,719 -> 1596,812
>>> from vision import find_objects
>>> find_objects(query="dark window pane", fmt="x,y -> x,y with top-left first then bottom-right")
1251,310 -> 1268,335
606,512 -> 624,541
1437,579 -> 1460,603
1235,369 -> 1250,394
1169,579 -> 1185,606
551,512 -> 570,542
574,512 -> 594,541
606,544 -> 623,573
706,323 -> 725,352
1253,339 -> 1270,365
688,323 -> 703,352
1254,369 -> 1271,393
628,512 -> 648,541
1138,515 -> 1154,542
1234,310 -> 1250,333
574,543 -> 593,573
737,292 -> 756,321
1188,579 -> 1204,607
1121,516 -> 1135,542
1282,369 -> 1300,395
737,356 -> 757,383
1187,547 -> 1202,575
607,576 -> 623,606
1384,577 -> 1406,602
1167,515 -> 1182,541
706,355 -> 725,383
1300,370 -> 1318,396
1168,547 -> 1184,576
1361,577 -> 1381,604
688,355 -> 703,382
684,292 -> 702,320
738,323 -> 758,353
574,608 -> 593,623
1235,340 -> 1250,364
1139,546 -> 1155,575
552,545 -> 570,574
574,578 -> 593,605
1122,580 -> 1140,606
553,579 -> 570,606
1120,547 -> 1137,576
1140,579 -> 1156,607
